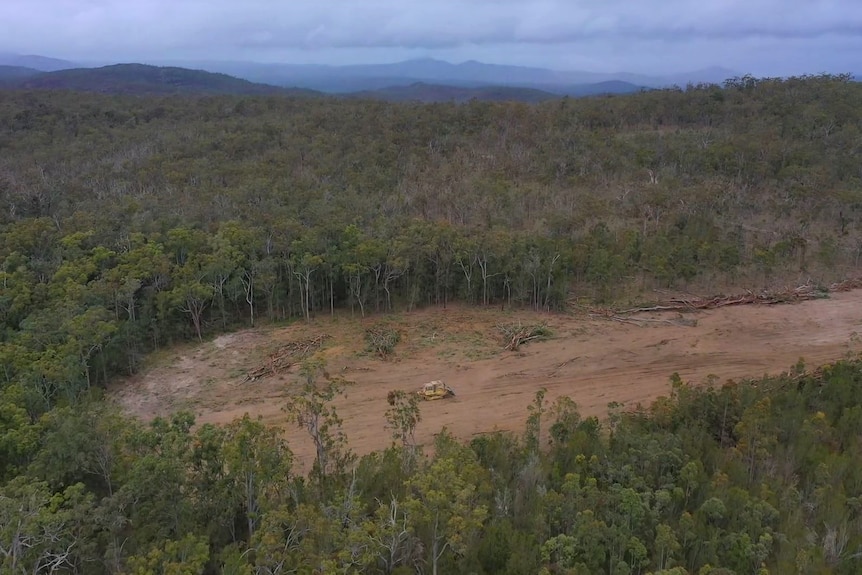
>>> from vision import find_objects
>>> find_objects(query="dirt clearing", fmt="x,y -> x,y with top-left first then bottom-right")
110,291 -> 862,469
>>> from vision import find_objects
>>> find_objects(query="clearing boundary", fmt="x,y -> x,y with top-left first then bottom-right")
111,287 -> 862,470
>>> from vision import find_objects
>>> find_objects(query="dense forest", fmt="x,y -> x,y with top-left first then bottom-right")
3,74 -> 862,395
3,74 -> 862,573
4,354 -> 862,574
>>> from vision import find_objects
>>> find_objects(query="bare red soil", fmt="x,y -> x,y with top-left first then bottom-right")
111,291 -> 862,470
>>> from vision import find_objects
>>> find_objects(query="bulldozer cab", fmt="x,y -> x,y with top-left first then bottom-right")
417,380 -> 455,400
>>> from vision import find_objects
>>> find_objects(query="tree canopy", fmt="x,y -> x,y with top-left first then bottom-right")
2,74 -> 862,573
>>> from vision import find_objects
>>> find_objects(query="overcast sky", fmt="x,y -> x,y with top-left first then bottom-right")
1,0 -> 860,74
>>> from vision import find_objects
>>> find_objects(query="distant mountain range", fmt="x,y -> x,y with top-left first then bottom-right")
0,62 -> 650,101
0,53 -> 77,72
0,51 -> 747,95
16,52 -> 859,102
152,57 -> 740,94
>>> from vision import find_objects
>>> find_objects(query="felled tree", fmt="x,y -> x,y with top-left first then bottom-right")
365,326 -> 401,358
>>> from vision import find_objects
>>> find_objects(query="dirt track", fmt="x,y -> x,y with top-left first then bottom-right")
111,291 -> 862,469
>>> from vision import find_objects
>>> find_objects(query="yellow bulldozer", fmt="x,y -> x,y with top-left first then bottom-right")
416,380 -> 456,401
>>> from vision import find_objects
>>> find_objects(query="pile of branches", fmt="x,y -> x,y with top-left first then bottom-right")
586,282 -> 829,326
830,278 -> 862,292
497,321 -> 551,351
365,327 -> 401,358
245,334 -> 330,381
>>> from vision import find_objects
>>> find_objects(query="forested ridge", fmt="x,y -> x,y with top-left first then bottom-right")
1,64 -> 321,97
3,74 -> 862,573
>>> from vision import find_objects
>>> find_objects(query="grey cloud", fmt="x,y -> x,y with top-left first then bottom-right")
196,0 -> 862,49
6,0 -> 862,49
1,0 -> 860,72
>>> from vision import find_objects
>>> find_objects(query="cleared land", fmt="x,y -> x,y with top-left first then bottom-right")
111,290 -> 862,469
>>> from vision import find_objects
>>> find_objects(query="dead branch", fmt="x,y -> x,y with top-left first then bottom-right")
497,321 -> 551,351
365,327 -> 401,359
829,278 -> 862,292
245,334 -> 330,381
581,281 -> 831,323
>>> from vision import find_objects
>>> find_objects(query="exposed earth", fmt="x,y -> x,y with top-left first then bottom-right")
110,291 -> 862,469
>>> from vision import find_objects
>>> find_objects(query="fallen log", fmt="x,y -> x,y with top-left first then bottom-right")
582,281 -> 833,323
244,334 -> 330,381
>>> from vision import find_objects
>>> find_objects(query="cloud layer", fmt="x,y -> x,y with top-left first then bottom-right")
2,0 -> 860,73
